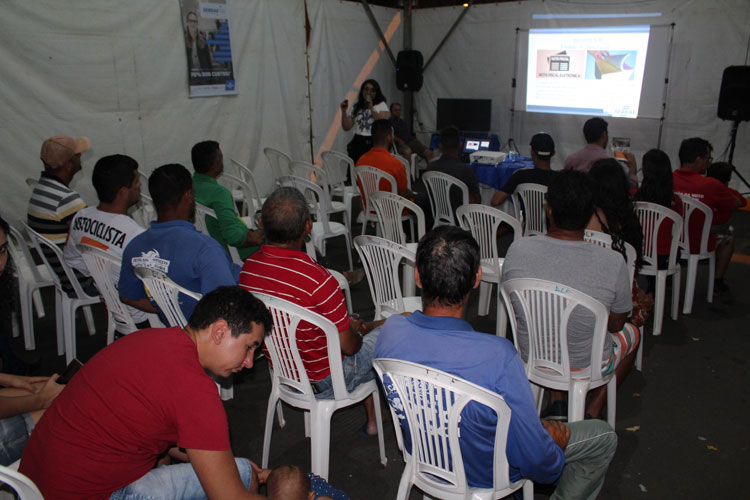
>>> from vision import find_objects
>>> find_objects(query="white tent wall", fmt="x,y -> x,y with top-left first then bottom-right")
307,0 -> 403,164
412,0 -> 750,187
0,0 -> 308,222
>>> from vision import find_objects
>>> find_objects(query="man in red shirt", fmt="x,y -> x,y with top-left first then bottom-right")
20,287 -> 272,500
356,118 -> 413,200
673,137 -> 743,292
239,187 -> 384,435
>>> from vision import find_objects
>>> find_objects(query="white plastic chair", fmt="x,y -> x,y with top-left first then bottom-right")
0,465 -> 43,500
290,161 -> 350,237
512,183 -> 548,236
457,204 -> 522,338
321,150 -> 360,237
501,278 -> 617,427
194,202 -> 243,266
392,154 -> 412,190
355,165 -> 399,236
677,194 -> 716,314
634,202 -> 682,336
79,246 -> 159,342
133,266 -> 233,400
129,191 -> 157,229
218,170 -> 263,221
422,170 -> 469,228
372,359 -> 533,500
229,158 -> 266,219
304,239 -> 352,314
278,175 -> 353,271
5,224 -> 54,351
353,235 -> 421,320
25,225 -> 99,364
370,191 -> 424,296
263,147 -> 292,184
256,293 -> 386,480
583,230 -> 643,370
24,178 -> 39,190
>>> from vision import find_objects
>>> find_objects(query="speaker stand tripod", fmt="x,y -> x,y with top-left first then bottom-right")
727,119 -> 750,191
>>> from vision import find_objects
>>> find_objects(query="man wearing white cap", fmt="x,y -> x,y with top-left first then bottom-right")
28,135 -> 91,245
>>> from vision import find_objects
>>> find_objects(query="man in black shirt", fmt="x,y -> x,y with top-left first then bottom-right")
491,132 -> 557,206
389,103 -> 433,161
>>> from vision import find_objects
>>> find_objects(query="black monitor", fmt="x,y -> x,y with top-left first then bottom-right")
436,98 -> 492,132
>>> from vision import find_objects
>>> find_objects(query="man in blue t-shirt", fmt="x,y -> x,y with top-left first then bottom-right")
118,164 -> 240,320
375,226 -> 617,498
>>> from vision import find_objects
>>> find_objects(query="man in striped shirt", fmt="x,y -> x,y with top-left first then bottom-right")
239,187 -> 384,435
28,135 -> 90,244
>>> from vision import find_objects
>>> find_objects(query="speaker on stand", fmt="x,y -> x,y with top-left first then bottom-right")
396,50 -> 423,91
717,65 -> 750,190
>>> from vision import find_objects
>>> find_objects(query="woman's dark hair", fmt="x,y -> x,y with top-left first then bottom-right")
352,79 -> 386,115
634,149 -> 674,208
589,159 -> 643,269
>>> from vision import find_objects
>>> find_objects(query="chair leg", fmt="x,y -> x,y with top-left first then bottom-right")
304,412 -> 311,438
396,468 -> 413,500
477,281 -> 491,316
32,288 -> 46,318
606,376 -> 617,428
106,312 -> 115,345
521,478 -> 535,500
309,405 -> 335,480
344,235 -> 353,272
261,389 -> 279,469
635,326 -> 644,371
63,300 -> 76,364
22,286 -> 36,351
372,389 -> 387,468
682,256 -> 698,314
707,254 -> 715,303
83,305 -> 96,336
55,291 -> 64,356
671,267 -> 681,321
402,262 -> 416,297
495,291 -> 507,338
652,272 -> 666,336
568,380 -> 590,423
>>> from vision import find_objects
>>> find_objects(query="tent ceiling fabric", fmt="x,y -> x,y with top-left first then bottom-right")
0,0 -> 748,222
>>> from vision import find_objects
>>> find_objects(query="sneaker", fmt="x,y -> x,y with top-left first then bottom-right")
540,400 -> 568,421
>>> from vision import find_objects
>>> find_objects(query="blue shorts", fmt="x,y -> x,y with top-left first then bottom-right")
109,457 -> 252,500
0,413 -> 34,466
313,327 -> 380,399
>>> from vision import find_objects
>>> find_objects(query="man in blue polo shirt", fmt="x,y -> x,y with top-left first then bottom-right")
375,226 -> 617,498
118,164 -> 239,320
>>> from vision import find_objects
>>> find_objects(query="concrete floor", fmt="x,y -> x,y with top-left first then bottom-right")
9,200 -> 749,499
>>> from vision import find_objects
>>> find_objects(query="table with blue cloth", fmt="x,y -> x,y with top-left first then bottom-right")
471,156 -> 534,190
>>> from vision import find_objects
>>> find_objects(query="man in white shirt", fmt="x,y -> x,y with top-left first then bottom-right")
64,154 -> 147,326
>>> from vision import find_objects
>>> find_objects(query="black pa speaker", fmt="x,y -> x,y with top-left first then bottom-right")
396,50 -> 423,91
717,66 -> 750,122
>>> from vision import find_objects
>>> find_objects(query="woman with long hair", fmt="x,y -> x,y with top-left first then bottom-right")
340,79 -> 389,163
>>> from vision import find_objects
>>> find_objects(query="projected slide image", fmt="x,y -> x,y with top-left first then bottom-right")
586,50 -> 638,80
525,26 -> 650,118
535,50 -> 587,79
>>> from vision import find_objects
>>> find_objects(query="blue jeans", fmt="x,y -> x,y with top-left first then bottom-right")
109,458 -> 252,500
313,327 -> 380,399
0,413 -> 34,466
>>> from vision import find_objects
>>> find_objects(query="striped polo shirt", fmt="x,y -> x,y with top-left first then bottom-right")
27,171 -> 86,245
239,245 -> 349,382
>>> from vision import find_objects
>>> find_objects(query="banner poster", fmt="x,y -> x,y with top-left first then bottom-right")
179,0 -> 237,97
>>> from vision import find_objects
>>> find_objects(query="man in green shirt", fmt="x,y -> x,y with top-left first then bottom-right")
191,141 -> 263,260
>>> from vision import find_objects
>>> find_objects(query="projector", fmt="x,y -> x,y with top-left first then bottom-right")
470,151 -> 507,165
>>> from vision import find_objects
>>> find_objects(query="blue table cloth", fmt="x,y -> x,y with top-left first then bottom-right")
471,156 -> 534,190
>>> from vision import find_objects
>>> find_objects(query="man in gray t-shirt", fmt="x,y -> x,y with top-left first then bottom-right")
501,170 -> 639,419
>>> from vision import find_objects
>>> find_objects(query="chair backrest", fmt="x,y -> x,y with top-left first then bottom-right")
134,266 -> 201,328
263,147 -> 292,180
677,194 -> 713,256
634,201 -> 682,272
457,204 -> 522,271
370,191 -> 425,245
422,170 -> 469,227
321,150 -> 355,188
6,224 -> 50,284
129,191 -> 157,229
512,183 -> 547,236
354,235 -> 416,319
500,278 -> 609,385
290,161 -> 334,198
583,230 -> 637,284
277,175 -> 336,235
24,224 -> 95,300
193,202 -> 242,265
230,158 -> 266,211
220,169 -> 263,220
254,292 -> 349,401
79,245 -> 137,335
392,154 -> 412,189
372,358 -> 515,496
0,465 -> 44,500
355,165 -> 398,213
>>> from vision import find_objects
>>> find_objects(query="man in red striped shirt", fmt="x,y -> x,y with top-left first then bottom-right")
239,187 -> 384,435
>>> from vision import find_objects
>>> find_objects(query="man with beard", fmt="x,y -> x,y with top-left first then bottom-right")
118,164 -> 240,320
